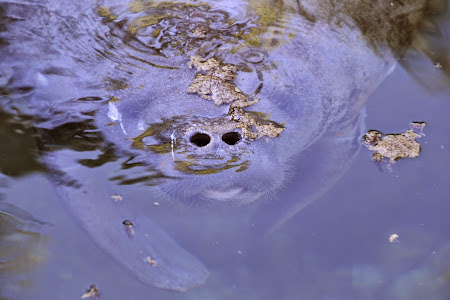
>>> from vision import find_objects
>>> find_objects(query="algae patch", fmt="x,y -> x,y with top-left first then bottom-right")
187,56 -> 284,140
363,122 -> 426,163
187,56 -> 244,106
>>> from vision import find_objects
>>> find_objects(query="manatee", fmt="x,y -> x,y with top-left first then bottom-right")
0,0 -> 446,293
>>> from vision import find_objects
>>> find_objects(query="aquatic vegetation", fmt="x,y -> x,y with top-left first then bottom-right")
363,122 -> 426,163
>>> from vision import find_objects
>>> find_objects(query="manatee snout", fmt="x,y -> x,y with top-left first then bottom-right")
188,130 -> 242,148
156,126 -> 284,206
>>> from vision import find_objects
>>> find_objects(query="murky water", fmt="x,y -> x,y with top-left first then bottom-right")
1,1 -> 449,299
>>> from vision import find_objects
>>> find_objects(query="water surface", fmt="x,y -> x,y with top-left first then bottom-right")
1,0 -> 449,299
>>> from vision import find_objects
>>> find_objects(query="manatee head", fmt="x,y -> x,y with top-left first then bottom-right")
101,63 -> 291,206
94,0 -> 407,207
135,114 -> 286,206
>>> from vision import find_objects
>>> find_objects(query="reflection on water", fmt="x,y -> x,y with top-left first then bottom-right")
0,0 -> 449,299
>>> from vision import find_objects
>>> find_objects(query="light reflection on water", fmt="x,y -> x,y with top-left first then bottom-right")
0,0 -> 449,299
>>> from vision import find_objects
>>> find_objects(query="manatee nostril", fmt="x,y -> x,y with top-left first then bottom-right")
222,132 -> 241,145
190,132 -> 211,147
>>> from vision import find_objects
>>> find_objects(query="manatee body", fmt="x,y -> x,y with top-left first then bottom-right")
95,0 -> 398,206
0,0 -> 433,292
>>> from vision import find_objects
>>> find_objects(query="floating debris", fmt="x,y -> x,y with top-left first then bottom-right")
122,220 -> 135,237
363,122 -> 426,163
229,100 -> 284,140
187,73 -> 246,105
389,233 -> 399,243
434,62 -> 442,70
187,56 -> 244,106
187,55 -> 284,140
146,256 -> 157,267
111,194 -> 123,202
81,285 -> 100,299
188,56 -> 224,74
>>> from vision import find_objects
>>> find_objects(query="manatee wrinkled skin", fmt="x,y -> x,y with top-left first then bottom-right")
0,0 -> 436,292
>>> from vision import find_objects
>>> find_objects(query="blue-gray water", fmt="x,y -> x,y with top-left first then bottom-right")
1,1 -> 449,299
2,67 -> 449,300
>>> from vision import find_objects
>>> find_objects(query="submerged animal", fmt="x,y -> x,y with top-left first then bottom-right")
0,0 -> 445,293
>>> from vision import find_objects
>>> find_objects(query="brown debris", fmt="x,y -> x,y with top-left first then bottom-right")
434,62 -> 442,70
187,56 -> 242,105
389,233 -> 399,243
211,64 -> 238,81
187,56 -> 284,140
188,56 -> 220,72
229,101 -> 284,140
146,256 -> 157,267
363,122 -> 426,163
122,220 -> 135,237
187,74 -> 246,105
81,285 -> 100,299
111,194 -> 123,202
